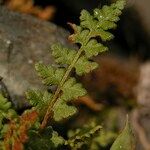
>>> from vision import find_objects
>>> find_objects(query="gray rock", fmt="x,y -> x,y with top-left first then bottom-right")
132,62 -> 150,150
0,6 -> 73,108
137,62 -> 150,107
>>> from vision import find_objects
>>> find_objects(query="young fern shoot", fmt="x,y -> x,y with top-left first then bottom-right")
27,0 -> 126,129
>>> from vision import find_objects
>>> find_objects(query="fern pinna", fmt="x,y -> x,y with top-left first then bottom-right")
0,1 -> 129,150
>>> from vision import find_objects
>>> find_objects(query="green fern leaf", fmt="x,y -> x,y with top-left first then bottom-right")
80,9 -> 114,41
35,62 -> 65,86
110,116 -> 135,150
53,100 -> 77,121
26,90 -> 52,116
25,126 -> 64,149
93,0 -> 125,30
94,28 -> 114,41
75,56 -> 98,75
80,9 -> 96,30
52,78 -> 86,121
80,0 -> 125,32
65,122 -> 102,149
79,9 -> 114,41
36,0 -> 125,129
69,0 -> 125,44
61,78 -> 87,101
52,44 -> 77,65
52,43 -> 101,73
68,24 -> 90,45
0,94 -> 17,139
51,131 -> 65,147
0,94 -> 17,130
82,39 -> 108,58
90,129 -> 117,149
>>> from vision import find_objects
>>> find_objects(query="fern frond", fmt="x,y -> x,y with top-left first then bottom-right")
94,0 -> 125,26
61,78 -> 87,101
75,56 -> 98,75
34,0 -> 126,128
0,94 -> 17,131
65,122 -> 102,149
52,44 -> 99,75
52,77 -> 86,121
90,129 -> 117,149
51,130 -> 65,147
35,62 -> 65,86
25,126 -> 64,149
26,90 -> 52,117
53,99 -> 77,121
27,77 -> 86,122
82,39 -> 108,58
69,0 -> 125,45
52,44 -> 77,65
2,111 -> 38,150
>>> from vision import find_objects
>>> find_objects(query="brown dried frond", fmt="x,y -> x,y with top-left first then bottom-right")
76,95 -> 103,111
81,55 -> 140,104
5,0 -> 55,20
3,110 -> 38,150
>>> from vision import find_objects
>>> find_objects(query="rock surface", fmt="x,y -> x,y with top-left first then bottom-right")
132,62 -> 150,150
0,6 -> 72,107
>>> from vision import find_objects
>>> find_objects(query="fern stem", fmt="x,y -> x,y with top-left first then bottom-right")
41,28 -> 93,128
41,47 -> 83,128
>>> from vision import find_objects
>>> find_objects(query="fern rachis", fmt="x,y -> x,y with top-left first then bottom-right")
38,0 -> 126,128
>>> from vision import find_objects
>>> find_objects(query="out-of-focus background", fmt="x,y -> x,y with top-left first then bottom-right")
4,0 -> 150,60
0,0 -> 150,149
